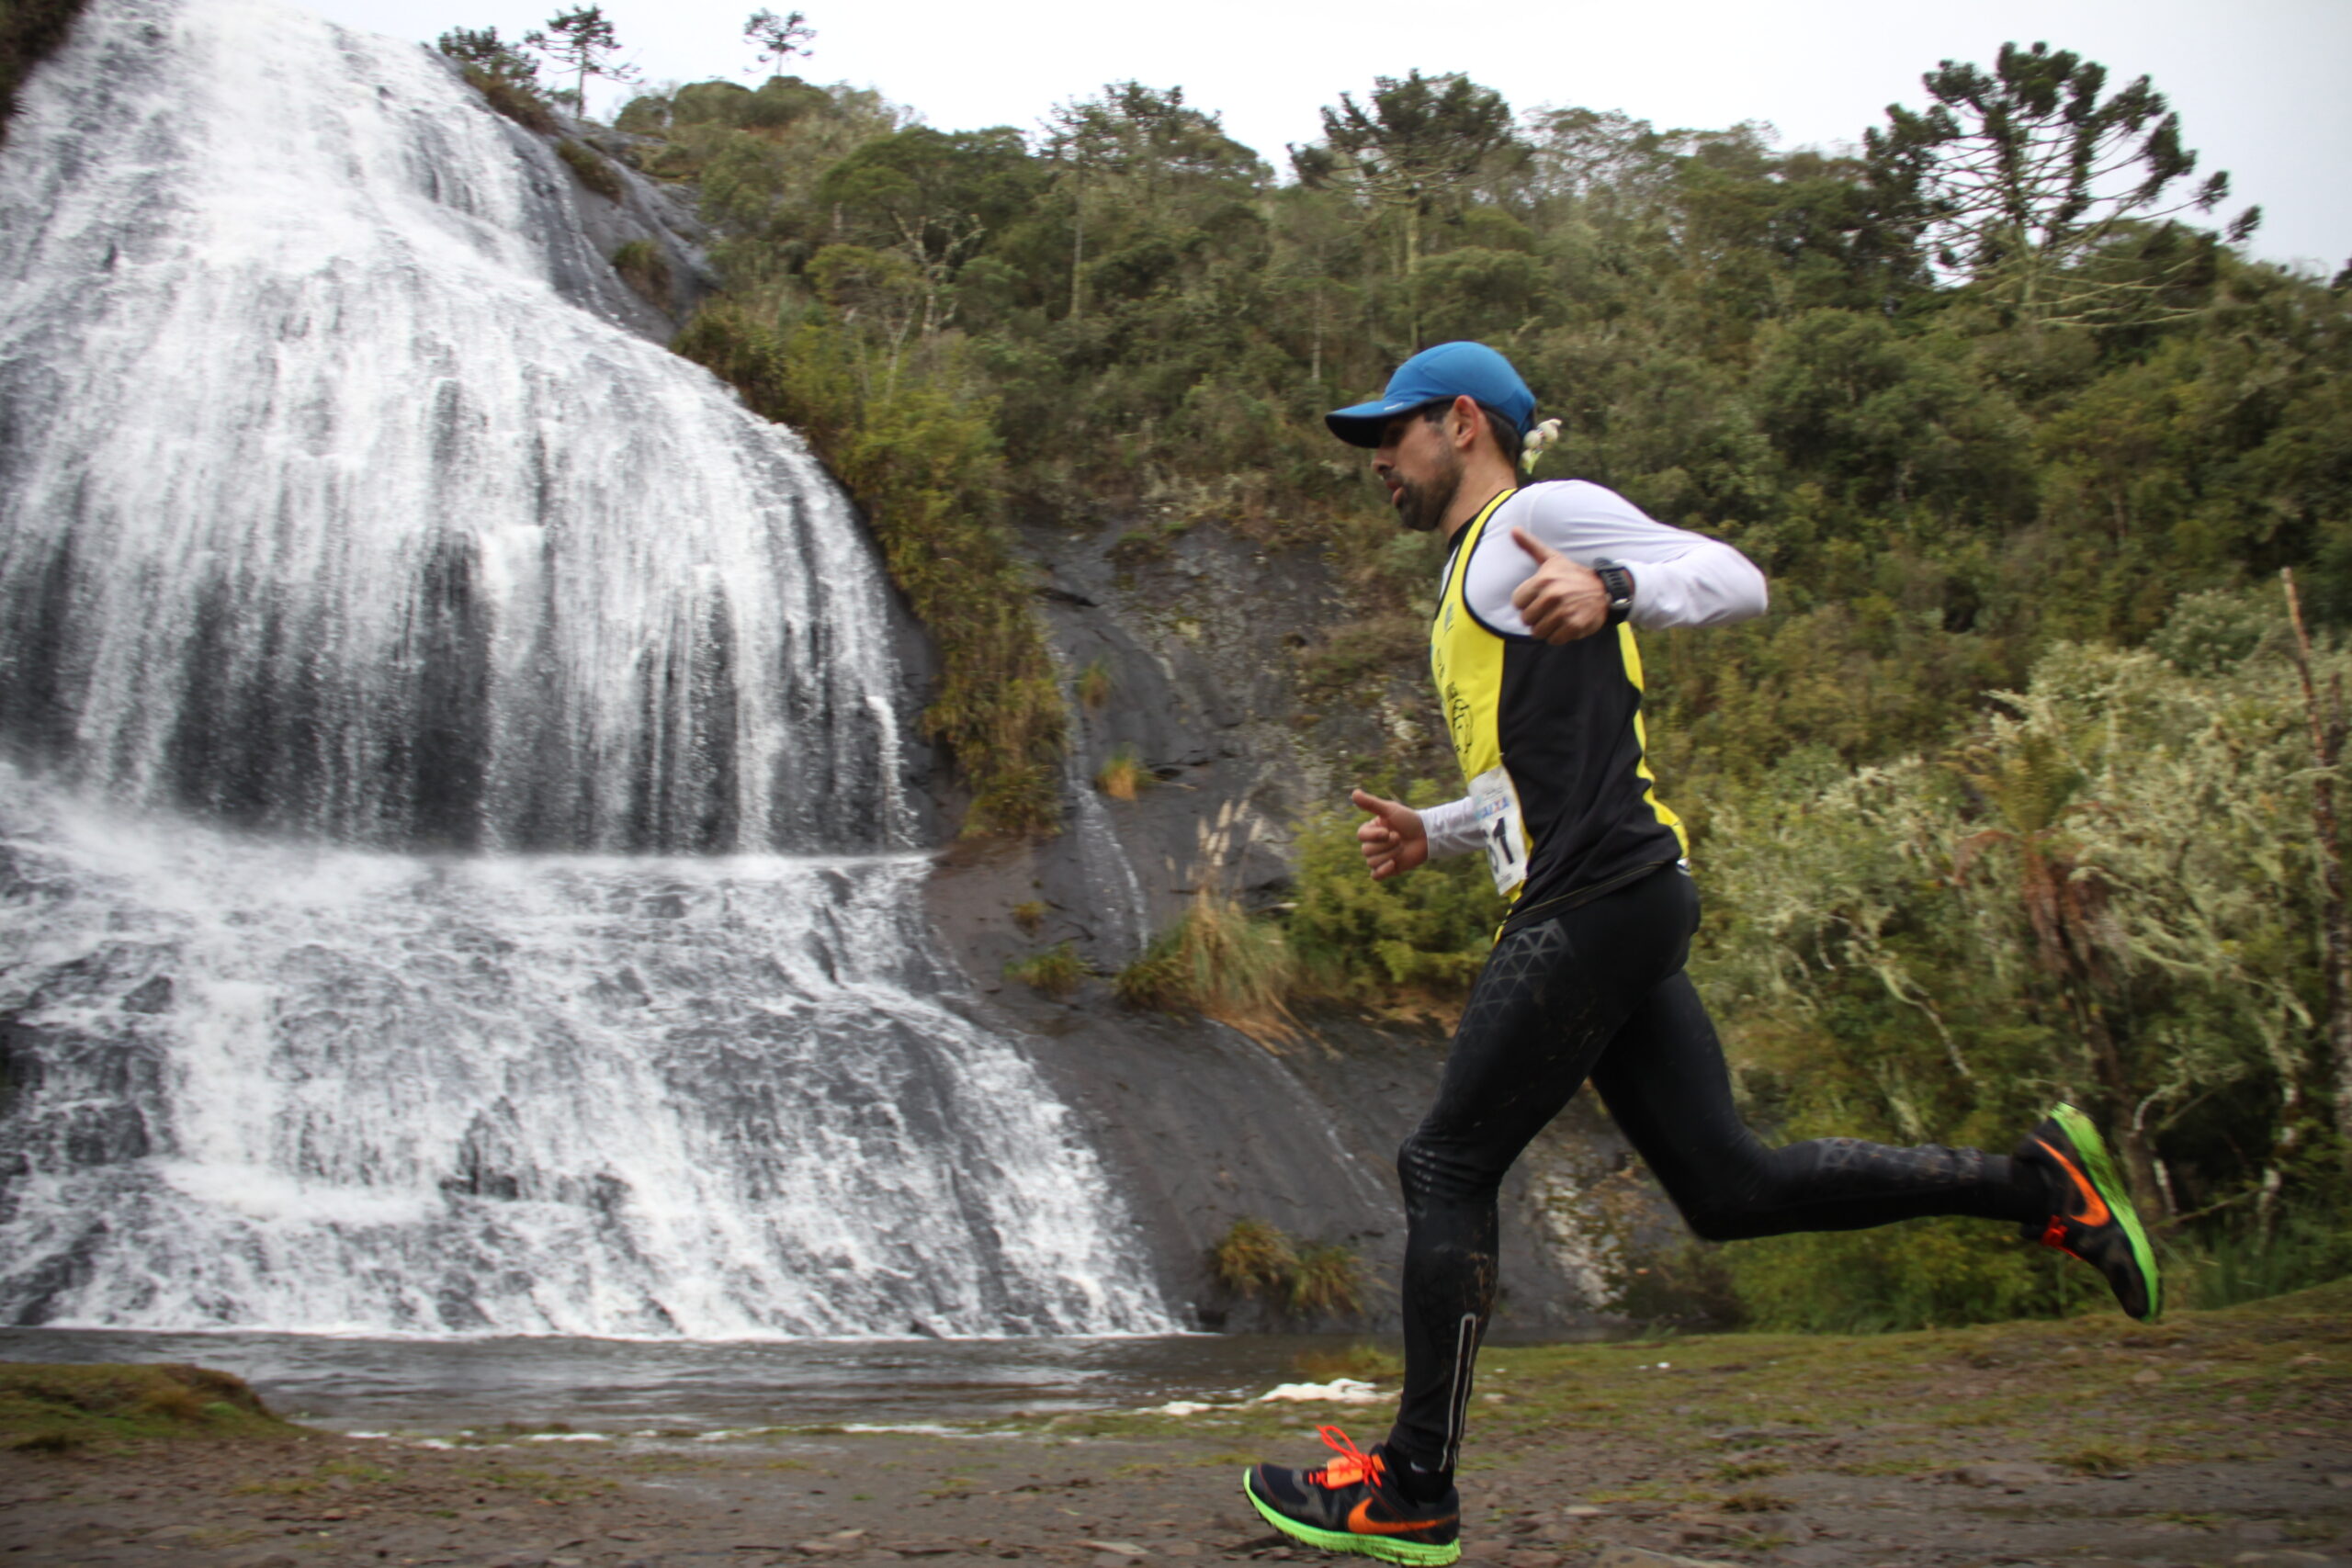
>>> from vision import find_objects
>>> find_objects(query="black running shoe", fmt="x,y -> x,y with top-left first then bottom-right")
1241,1426 -> 1460,1566
2016,1102 -> 2162,1321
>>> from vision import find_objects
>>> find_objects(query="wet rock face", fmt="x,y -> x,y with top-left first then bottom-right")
921,510 -> 1665,1339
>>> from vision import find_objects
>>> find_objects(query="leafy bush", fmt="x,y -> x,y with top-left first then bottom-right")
558,138 -> 623,200
611,238 -> 671,309
1003,941 -> 1085,998
1286,781 -> 1503,1005
461,65 -> 556,132
674,297 -> 1065,834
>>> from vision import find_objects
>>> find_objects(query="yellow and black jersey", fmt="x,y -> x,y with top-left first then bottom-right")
1426,481 -> 1767,934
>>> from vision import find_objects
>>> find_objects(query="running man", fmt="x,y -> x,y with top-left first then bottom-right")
1241,343 -> 2159,1566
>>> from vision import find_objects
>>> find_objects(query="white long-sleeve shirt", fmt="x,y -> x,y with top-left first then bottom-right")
1418,479 -> 1767,859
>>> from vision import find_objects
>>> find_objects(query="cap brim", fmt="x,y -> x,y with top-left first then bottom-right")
1324,398 -> 1426,447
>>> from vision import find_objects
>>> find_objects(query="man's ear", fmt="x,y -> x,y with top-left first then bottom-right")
1449,394 -> 1482,451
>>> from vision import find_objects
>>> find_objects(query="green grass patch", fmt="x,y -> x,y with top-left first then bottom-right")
612,239 -> 673,310
558,139 -> 624,201
0,1362 -> 294,1452
1004,940 -> 1085,997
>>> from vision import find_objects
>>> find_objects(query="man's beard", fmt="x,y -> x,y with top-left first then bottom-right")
1395,452 -> 1464,534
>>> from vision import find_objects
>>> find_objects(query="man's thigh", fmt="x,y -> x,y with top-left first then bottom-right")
1413,868 -> 1698,1177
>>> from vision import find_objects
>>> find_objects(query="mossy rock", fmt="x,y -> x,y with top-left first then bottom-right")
0,1362 -> 296,1452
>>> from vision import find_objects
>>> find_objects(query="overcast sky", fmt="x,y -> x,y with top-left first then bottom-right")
304,0 -> 2352,275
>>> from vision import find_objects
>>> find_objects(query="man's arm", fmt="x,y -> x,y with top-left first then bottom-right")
1352,790 -> 1482,877
1468,479 -> 1768,637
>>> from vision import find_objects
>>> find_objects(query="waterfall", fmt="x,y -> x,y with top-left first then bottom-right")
0,0 -> 1173,1336
0,0 -> 904,852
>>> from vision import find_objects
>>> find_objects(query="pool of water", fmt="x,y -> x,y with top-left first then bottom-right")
0,1327 -> 1389,1436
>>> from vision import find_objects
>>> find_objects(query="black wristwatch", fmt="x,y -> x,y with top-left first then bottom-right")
1595,561 -> 1635,626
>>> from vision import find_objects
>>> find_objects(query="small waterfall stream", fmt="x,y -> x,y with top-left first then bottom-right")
0,0 -> 1172,1336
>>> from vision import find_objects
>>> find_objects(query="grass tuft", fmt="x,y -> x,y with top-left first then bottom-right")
1094,743 -> 1148,800
1114,893 -> 1295,1034
1075,659 -> 1113,710
1004,941 -> 1085,998
1211,1218 -> 1363,1319
1212,1217 -> 1296,1300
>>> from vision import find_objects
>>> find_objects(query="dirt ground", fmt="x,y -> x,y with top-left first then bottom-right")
6,1284 -> 2349,1568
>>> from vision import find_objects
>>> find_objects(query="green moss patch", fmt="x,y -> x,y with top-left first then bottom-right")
0,1362 -> 296,1452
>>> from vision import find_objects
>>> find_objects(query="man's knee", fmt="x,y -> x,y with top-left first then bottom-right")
1396,1129 -> 1503,1209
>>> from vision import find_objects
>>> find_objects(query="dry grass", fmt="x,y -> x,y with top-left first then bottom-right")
1094,743 -> 1148,800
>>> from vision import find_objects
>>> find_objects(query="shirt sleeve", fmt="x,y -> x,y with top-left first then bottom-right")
1419,795 -> 1484,859
1462,479 -> 1769,634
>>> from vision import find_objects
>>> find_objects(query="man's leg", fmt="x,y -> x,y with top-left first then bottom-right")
1383,866 -> 1697,1475
1590,971 -> 2159,1314
1244,868 -> 1698,1563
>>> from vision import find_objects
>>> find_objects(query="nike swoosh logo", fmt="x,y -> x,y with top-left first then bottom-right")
1346,1500 -> 1457,1536
2034,1136 -> 2110,1227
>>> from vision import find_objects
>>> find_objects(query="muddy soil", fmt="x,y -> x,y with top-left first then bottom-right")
7,1287 -> 2349,1568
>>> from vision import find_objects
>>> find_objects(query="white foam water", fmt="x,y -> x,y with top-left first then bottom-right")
0,770 -> 1170,1336
0,0 -> 910,852
0,0 -> 1175,1337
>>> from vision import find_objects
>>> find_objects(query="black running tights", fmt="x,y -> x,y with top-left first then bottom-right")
1385,864 -> 2046,1473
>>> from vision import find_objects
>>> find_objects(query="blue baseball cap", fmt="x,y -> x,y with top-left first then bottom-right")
1324,342 -> 1536,448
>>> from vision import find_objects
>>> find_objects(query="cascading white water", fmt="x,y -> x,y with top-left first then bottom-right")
0,772 -> 1167,1336
0,0 -> 1175,1335
0,0 -> 906,852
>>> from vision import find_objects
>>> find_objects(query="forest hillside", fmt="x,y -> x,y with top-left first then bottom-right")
433,20 -> 2352,1328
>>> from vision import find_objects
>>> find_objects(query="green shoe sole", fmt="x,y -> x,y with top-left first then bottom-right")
2051,1102 -> 2162,1321
1242,1472 -> 1463,1566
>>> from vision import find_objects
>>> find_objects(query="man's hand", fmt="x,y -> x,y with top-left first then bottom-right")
1351,788 -> 1427,881
1510,527 -> 1611,643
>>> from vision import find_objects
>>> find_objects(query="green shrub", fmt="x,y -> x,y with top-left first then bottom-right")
673,297 -> 1065,835
1211,1219 -> 1363,1319
558,138 -> 623,201
2178,1208 -> 2352,1311
611,238 -> 672,310
1288,1241 -> 1365,1316
458,63 -> 555,133
1211,1217 -> 1296,1299
1285,781 -> 1503,1006
1724,1216 -> 2071,1334
1003,941 -> 1085,998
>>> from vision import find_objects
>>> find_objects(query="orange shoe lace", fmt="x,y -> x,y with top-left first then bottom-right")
1306,1426 -> 1385,1490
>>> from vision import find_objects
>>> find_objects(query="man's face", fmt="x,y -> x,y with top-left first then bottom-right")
1371,405 -> 1463,534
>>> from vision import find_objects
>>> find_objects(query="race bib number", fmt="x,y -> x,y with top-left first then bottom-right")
1468,765 -> 1529,896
